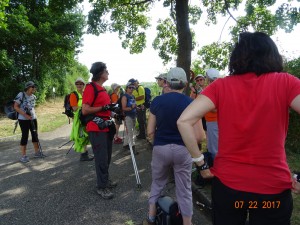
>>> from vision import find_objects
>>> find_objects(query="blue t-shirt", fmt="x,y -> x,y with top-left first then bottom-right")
150,92 -> 193,146
124,93 -> 136,118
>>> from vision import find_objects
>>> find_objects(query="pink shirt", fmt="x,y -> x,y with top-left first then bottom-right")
202,72 -> 300,194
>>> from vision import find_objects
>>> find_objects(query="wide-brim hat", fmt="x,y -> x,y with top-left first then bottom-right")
111,83 -> 121,91
24,81 -> 36,89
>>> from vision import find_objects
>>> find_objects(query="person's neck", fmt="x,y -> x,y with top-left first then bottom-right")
94,80 -> 104,87
25,90 -> 32,96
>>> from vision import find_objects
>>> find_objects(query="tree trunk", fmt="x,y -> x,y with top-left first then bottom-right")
175,0 -> 192,94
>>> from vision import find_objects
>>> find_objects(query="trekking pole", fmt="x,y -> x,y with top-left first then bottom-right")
65,142 -> 74,155
30,118 -> 44,157
124,118 -> 142,189
58,140 -> 73,149
13,120 -> 19,134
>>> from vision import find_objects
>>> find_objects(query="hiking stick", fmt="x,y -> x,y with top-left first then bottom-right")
13,120 -> 19,134
30,117 -> 44,157
58,140 -> 73,148
124,118 -> 142,188
66,142 -> 75,155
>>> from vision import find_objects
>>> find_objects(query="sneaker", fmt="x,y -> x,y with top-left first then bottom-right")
107,179 -> 118,188
34,152 -> 46,158
20,156 -> 29,163
80,154 -> 94,161
97,187 -> 114,199
142,219 -> 155,225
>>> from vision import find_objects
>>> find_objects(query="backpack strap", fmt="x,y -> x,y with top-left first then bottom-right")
89,82 -> 105,106
73,91 -> 79,102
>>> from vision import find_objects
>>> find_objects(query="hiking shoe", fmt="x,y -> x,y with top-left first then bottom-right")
97,187 -> 114,199
142,219 -> 155,225
107,179 -> 118,188
80,154 -> 94,161
20,156 -> 29,163
34,152 -> 46,158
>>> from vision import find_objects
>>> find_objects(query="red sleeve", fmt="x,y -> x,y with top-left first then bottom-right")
82,84 -> 95,106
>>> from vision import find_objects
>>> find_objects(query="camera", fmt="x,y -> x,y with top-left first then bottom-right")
92,117 -> 114,130
24,107 -> 31,116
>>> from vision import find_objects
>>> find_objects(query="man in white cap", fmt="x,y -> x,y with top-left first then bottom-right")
155,73 -> 170,94
70,77 -> 94,161
190,74 -> 206,99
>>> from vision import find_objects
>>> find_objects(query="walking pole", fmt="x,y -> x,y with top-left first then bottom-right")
30,118 -> 44,157
58,140 -> 73,149
65,142 -> 75,155
124,118 -> 142,189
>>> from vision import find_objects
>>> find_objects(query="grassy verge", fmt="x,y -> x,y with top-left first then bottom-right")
0,98 -> 69,138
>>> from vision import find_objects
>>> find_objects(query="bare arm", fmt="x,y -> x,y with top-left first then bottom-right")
177,95 -> 215,178
82,104 -> 102,115
290,95 -> 300,113
147,112 -> 156,143
14,101 -> 31,120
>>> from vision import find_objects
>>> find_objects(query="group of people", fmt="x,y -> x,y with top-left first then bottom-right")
13,31 -> 300,225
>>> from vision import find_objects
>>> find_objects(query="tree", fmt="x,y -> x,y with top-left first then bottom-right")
86,0 -> 300,85
0,0 -> 85,105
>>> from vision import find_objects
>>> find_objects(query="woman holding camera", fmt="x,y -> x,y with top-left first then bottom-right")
14,81 -> 44,163
82,62 -> 118,200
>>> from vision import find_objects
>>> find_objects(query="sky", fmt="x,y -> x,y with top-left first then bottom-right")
77,1 -> 300,86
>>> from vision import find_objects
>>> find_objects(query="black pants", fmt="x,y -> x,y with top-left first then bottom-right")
19,119 -> 38,145
211,177 -> 293,225
136,107 -> 146,137
88,131 -> 112,189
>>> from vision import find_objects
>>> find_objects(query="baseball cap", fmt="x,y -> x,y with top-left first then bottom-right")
194,74 -> 205,80
167,67 -> 187,84
24,81 -> 36,89
126,82 -> 135,88
128,78 -> 137,83
111,83 -> 121,91
75,77 -> 85,84
206,68 -> 220,80
155,73 -> 167,80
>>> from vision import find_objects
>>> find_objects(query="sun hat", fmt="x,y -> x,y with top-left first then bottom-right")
206,68 -> 220,80
167,67 -> 187,84
155,73 -> 167,80
194,74 -> 205,80
24,81 -> 36,89
111,83 -> 121,91
75,77 -> 85,84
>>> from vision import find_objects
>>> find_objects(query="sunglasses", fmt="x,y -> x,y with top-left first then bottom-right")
75,83 -> 84,86
128,87 -> 135,89
195,79 -> 204,82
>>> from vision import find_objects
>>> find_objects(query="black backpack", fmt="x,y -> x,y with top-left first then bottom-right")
156,196 -> 183,225
4,92 -> 25,120
63,91 -> 79,121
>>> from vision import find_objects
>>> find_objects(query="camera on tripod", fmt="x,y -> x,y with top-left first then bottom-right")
92,117 -> 114,130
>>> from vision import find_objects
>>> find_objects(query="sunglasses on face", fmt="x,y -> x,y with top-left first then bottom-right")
75,83 -> 84,86
195,79 -> 204,82
128,86 -> 135,89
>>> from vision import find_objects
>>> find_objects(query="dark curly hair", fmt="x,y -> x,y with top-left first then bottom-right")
229,32 -> 283,76
90,62 -> 107,81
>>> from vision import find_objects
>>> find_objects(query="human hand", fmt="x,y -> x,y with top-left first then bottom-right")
200,169 -> 214,179
292,174 -> 300,194
102,104 -> 118,111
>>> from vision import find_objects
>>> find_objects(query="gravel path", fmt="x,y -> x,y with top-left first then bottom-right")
0,124 -> 212,225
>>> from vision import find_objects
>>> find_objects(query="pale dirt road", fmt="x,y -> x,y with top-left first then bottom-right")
0,123 -> 212,225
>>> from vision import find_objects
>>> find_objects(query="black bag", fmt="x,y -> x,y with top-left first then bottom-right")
156,196 -> 183,225
108,122 -> 116,140
4,92 -> 25,120
63,91 -> 79,119
194,152 -> 213,187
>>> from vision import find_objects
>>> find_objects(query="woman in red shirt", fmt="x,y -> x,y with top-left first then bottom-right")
178,32 -> 300,225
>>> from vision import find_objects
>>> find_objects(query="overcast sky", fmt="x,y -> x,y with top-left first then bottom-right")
77,1 -> 300,86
